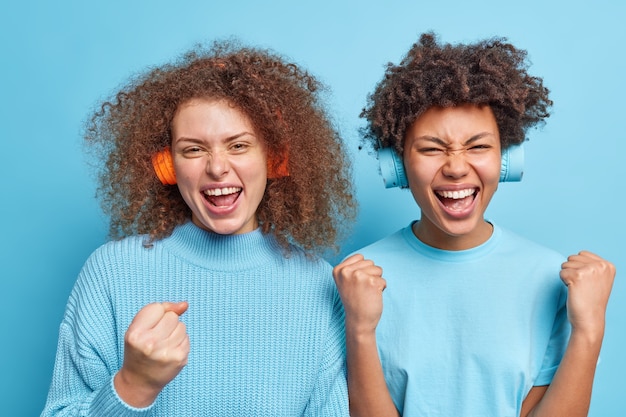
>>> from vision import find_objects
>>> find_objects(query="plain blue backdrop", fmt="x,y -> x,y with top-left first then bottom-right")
2,0 -> 624,415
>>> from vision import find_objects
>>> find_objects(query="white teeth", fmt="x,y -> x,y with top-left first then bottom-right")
204,187 -> 241,196
437,189 -> 475,199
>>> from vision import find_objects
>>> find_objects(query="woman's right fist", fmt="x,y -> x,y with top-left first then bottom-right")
114,301 -> 190,407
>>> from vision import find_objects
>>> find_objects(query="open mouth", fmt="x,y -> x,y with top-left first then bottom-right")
203,187 -> 242,207
435,188 -> 477,211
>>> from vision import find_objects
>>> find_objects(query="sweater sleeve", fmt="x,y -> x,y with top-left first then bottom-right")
303,289 -> 350,417
40,253 -> 154,417
40,323 -> 154,417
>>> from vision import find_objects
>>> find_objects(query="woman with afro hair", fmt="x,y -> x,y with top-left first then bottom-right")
41,40 -> 355,416
333,32 -> 614,417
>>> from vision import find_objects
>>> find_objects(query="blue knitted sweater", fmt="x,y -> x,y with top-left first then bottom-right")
41,222 -> 349,416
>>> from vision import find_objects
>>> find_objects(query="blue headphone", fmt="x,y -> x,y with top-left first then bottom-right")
378,143 -> 524,188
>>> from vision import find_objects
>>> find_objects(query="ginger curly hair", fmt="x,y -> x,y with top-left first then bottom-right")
85,40 -> 356,254
361,32 -> 553,155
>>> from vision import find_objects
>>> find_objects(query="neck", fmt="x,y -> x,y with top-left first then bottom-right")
412,219 -> 494,251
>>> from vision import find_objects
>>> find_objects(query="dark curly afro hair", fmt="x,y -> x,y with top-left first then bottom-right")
85,39 -> 356,255
361,32 -> 552,155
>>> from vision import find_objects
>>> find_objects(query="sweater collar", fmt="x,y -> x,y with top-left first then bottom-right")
161,221 -> 283,270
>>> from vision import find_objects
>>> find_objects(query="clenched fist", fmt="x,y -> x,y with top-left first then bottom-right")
114,301 -> 190,407
560,251 -> 615,339
333,254 -> 387,336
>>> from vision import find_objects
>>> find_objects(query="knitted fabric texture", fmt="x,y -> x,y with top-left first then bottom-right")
42,222 -> 349,416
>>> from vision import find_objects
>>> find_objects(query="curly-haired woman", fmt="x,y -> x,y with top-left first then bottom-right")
333,32 -> 614,417
41,40 -> 355,416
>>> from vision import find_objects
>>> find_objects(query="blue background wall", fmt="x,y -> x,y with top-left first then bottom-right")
2,1 -> 624,415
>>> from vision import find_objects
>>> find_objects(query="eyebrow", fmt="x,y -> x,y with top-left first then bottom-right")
174,131 -> 256,145
415,132 -> 494,147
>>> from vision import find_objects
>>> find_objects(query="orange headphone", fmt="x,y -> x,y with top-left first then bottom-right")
152,148 -> 289,185
152,148 -> 177,185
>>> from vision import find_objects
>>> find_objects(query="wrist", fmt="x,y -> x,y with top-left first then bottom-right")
568,324 -> 605,350
114,368 -> 162,408
345,324 -> 378,344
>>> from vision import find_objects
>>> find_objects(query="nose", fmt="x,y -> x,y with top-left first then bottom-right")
206,151 -> 229,178
441,151 -> 470,179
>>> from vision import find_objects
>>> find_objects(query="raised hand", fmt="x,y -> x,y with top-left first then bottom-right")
114,301 -> 190,408
333,255 -> 400,417
560,251 -> 615,338
333,254 -> 386,335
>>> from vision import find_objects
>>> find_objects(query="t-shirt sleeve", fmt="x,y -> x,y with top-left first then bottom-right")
534,285 -> 571,386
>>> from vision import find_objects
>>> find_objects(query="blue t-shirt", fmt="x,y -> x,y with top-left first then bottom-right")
357,222 -> 569,417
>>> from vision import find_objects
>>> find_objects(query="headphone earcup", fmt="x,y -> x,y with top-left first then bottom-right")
499,143 -> 524,182
267,152 -> 289,179
378,147 -> 408,188
152,148 -> 177,185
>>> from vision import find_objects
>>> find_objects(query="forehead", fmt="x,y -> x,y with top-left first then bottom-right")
171,99 -> 257,138
174,98 -> 249,121
406,104 -> 499,143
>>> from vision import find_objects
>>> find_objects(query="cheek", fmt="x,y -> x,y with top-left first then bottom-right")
234,159 -> 268,198
173,156 -> 205,178
405,157 -> 436,186
475,156 -> 502,183
406,167 -> 435,204
250,169 -> 268,198
172,162 -> 202,198
241,154 -> 269,179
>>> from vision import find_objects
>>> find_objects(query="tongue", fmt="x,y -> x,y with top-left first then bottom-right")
441,195 -> 473,211
207,193 -> 238,207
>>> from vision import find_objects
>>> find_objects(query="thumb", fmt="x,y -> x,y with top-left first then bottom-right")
161,301 -> 189,316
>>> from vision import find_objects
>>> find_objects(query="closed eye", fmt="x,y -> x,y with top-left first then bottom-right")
419,147 -> 446,154
182,146 -> 206,157
467,144 -> 493,153
230,142 -> 250,152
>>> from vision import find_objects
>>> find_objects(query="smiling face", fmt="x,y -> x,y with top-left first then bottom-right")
171,98 -> 268,235
403,104 -> 502,250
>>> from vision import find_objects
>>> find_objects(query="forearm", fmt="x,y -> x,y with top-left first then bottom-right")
346,330 -> 399,417
525,326 -> 604,417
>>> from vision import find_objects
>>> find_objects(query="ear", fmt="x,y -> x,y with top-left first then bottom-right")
152,148 -> 177,185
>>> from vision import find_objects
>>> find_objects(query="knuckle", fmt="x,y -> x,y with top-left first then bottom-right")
125,329 -> 142,346
143,339 -> 156,356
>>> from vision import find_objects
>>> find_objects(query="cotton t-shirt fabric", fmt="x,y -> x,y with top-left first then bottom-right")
357,222 -> 569,417
41,221 -> 349,417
